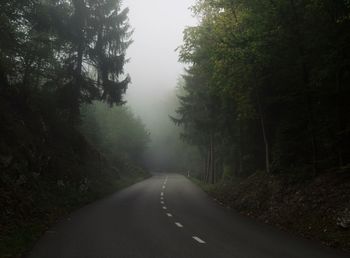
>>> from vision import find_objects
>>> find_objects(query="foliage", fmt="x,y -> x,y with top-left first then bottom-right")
0,0 -> 132,121
80,101 -> 150,166
0,1 -> 149,257
175,0 -> 350,182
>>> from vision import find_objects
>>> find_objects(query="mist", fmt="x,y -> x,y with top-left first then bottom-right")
123,0 -> 197,170
2,0 -> 350,256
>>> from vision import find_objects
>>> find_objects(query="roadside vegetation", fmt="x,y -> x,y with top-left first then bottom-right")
0,0 -> 149,257
174,0 -> 350,251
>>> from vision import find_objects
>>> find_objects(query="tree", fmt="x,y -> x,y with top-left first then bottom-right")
81,102 -> 150,165
175,0 -> 350,183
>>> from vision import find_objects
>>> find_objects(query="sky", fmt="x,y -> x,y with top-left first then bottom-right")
122,0 -> 197,123
120,0 -> 197,169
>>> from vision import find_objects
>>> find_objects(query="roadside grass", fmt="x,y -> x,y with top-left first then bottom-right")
0,174 -> 149,258
189,177 -> 215,192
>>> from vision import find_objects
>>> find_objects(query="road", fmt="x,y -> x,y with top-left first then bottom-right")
28,173 -> 348,258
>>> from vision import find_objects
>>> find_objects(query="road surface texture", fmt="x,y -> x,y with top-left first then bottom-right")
28,173 -> 348,258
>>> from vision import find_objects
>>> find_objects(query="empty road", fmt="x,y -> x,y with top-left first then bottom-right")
28,173 -> 348,258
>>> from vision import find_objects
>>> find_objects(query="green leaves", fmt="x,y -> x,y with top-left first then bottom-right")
176,0 -> 350,178
80,101 -> 150,163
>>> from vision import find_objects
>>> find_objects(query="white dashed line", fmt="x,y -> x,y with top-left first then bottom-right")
166,213 -> 173,217
162,185 -> 166,189
161,201 -> 164,204
160,196 -> 164,200
175,222 -> 183,228
192,236 -> 206,244
161,192 -> 164,196
162,206 -> 167,210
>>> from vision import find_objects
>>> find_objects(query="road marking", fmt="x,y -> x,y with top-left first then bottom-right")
166,213 -> 173,217
161,201 -> 164,204
192,236 -> 206,244
162,206 -> 167,210
160,196 -> 164,200
162,185 -> 166,189
175,222 -> 183,228
161,192 -> 164,196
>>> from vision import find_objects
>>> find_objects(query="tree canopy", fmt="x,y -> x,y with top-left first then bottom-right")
0,0 -> 132,122
174,0 -> 350,182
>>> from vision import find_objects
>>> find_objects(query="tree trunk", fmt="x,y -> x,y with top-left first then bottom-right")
259,103 -> 270,174
71,0 -> 86,123
335,70 -> 344,167
205,148 -> 210,183
238,120 -> 243,176
254,72 -> 270,173
210,133 -> 215,184
290,0 -> 318,174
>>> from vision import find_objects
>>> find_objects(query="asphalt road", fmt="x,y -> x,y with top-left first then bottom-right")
28,173 -> 348,258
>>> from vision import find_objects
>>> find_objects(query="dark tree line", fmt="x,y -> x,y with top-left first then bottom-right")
0,2 -> 138,255
0,0 -> 132,122
173,0 -> 350,183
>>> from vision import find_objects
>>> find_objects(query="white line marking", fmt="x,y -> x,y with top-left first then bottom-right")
161,192 -> 164,196
166,213 -> 173,217
192,236 -> 206,244
162,185 -> 166,189
161,201 -> 164,204
162,206 -> 167,210
175,222 -> 183,228
160,197 -> 164,200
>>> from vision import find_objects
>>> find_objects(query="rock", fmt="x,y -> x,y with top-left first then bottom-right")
337,217 -> 350,229
336,209 -> 350,229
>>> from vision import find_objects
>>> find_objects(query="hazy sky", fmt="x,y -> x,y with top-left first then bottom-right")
123,0 -> 196,120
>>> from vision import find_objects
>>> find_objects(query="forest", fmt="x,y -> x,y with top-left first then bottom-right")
173,0 -> 350,250
0,0 -> 150,256
175,0 -> 350,180
0,0 -> 350,257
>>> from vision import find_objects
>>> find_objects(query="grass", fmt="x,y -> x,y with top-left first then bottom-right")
0,174 -> 149,258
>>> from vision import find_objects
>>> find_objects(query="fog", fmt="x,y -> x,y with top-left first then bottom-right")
123,0 -> 197,170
